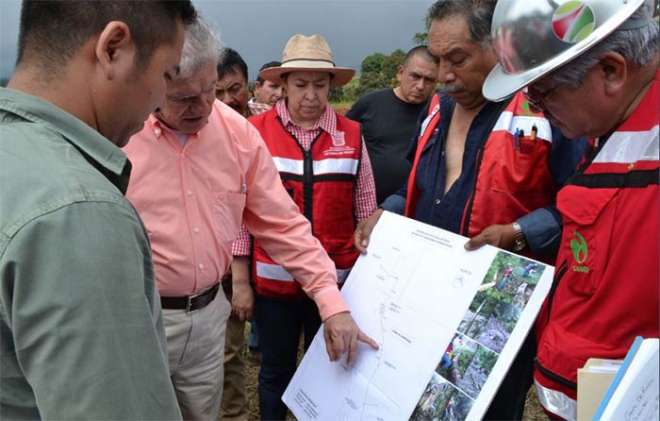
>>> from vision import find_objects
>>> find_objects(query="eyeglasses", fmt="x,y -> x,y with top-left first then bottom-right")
522,82 -> 557,109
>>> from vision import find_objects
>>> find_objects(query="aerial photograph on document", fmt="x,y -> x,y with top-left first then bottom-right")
410,371 -> 474,421
411,251 -> 546,419
458,251 -> 545,353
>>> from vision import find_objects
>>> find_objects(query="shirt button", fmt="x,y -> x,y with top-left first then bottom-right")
186,190 -> 193,196
154,128 -> 162,136
435,198 -> 441,205
198,263 -> 205,270
194,227 -> 200,234
628,163 -> 634,171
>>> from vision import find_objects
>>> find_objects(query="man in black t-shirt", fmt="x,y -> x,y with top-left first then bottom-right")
346,46 -> 438,204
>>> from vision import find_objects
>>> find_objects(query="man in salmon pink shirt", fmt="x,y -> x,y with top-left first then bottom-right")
123,17 -> 377,420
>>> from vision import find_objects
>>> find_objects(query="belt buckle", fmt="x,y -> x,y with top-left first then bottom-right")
186,289 -> 204,313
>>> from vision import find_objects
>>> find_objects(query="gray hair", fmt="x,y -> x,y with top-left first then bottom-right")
427,0 -> 495,49
546,8 -> 659,88
179,16 -> 223,78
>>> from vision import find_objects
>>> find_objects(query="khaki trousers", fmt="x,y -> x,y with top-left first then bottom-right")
163,290 -> 231,421
221,312 -> 249,421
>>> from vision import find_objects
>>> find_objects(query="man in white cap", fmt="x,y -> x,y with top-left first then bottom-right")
123,19 -> 377,420
483,0 -> 659,419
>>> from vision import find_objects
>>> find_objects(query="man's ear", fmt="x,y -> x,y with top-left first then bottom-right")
94,21 -> 135,80
597,52 -> 627,96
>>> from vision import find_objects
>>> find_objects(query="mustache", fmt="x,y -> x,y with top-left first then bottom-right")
441,84 -> 468,94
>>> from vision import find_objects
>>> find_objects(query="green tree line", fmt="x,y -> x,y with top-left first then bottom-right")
331,48 -> 406,103
330,20 -> 429,103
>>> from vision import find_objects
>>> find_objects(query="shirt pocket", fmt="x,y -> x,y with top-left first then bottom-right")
556,185 -> 619,295
211,192 -> 247,246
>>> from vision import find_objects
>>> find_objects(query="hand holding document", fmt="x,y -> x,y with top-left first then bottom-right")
283,212 -> 555,421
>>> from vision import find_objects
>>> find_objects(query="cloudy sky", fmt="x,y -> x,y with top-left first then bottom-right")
0,0 -> 434,80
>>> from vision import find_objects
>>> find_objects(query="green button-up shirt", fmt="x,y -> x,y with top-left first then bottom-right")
0,88 -> 181,420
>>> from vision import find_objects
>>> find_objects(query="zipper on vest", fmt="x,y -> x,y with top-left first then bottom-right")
303,149 -> 314,224
546,260 -> 568,323
535,357 -> 578,389
459,99 -> 511,236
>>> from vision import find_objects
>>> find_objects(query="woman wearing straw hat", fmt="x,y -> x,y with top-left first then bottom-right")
239,33 -> 377,420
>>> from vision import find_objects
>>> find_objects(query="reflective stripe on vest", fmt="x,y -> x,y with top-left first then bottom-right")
255,261 -> 351,284
272,157 -> 360,176
534,380 -> 577,421
593,125 -> 659,163
492,111 -> 553,143
249,110 -> 361,298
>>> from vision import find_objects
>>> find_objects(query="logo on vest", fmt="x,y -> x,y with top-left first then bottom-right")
521,100 -> 538,116
570,231 -> 589,273
332,131 -> 346,147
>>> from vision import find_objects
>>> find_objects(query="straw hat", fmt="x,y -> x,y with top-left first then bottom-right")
259,34 -> 355,88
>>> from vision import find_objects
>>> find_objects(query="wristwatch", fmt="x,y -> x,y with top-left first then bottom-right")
512,222 -> 527,252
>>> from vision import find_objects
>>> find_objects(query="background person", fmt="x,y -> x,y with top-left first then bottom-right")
354,1 -> 587,420
124,20 -> 377,421
216,46 -> 253,421
483,0 -> 659,419
346,45 -> 438,204
0,0 -> 197,419
243,33 -> 378,420
250,60 -> 285,116
215,47 -> 251,116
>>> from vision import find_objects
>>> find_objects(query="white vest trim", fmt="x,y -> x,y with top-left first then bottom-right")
534,379 -> 577,421
493,111 -> 553,143
594,125 -> 659,164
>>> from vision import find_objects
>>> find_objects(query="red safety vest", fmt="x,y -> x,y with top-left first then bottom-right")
533,73 -> 660,421
248,108 -> 362,299
406,92 -> 558,242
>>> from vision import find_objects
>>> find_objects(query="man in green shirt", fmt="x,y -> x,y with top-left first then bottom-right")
0,1 -> 196,419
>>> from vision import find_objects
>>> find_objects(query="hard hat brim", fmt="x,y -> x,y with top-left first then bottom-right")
483,0 -> 649,102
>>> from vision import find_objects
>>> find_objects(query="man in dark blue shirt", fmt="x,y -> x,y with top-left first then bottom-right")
355,1 -> 587,420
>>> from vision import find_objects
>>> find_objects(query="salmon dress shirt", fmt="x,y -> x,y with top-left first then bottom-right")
124,100 -> 348,320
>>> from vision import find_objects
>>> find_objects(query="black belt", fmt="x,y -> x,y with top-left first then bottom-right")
160,283 -> 220,312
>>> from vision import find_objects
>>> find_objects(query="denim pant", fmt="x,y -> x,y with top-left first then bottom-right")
248,320 -> 259,352
254,293 -> 322,421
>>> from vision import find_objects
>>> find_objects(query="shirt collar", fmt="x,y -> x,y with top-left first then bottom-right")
0,87 -> 128,178
276,99 -> 337,135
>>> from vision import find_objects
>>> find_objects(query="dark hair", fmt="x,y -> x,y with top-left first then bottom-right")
402,45 -> 434,67
256,61 -> 281,84
16,0 -> 197,71
217,47 -> 248,81
428,0 -> 495,48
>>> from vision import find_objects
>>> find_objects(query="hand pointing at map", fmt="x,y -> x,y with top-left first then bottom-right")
323,312 -> 379,364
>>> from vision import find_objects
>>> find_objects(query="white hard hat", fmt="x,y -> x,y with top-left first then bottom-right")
483,0 -> 655,101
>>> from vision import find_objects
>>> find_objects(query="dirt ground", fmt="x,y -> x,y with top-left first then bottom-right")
238,327 -> 546,421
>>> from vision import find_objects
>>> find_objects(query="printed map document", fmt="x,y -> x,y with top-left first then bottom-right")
282,211 -> 554,421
